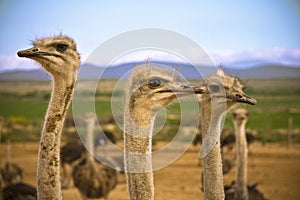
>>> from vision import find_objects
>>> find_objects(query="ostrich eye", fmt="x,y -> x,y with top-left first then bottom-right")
56,44 -> 68,52
149,79 -> 161,88
209,84 -> 220,92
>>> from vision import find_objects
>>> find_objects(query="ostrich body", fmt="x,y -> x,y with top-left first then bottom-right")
221,133 -> 255,149
60,137 -> 85,188
0,159 -> 37,200
198,68 -> 256,200
0,163 -> 22,187
72,113 -> 118,199
124,64 -> 201,200
61,140 -> 85,165
61,132 -> 85,165
225,109 -> 267,200
225,182 -> 267,200
1,142 -> 23,186
1,182 -> 37,200
17,35 -> 80,200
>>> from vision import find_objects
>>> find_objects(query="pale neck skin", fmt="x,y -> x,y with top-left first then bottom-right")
85,116 -> 96,162
6,141 -> 11,166
201,100 -> 227,200
124,98 -> 155,200
37,74 -> 76,200
233,119 -> 249,200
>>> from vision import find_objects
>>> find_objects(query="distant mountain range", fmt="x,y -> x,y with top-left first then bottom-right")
0,62 -> 299,80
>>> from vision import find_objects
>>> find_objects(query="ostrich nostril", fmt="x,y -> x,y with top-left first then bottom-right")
235,94 -> 243,99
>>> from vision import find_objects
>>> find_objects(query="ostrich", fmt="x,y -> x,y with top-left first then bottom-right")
60,133 -> 85,188
232,108 -> 249,200
1,182 -> 37,200
124,64 -> 201,200
72,113 -> 118,200
198,68 -> 256,200
0,141 -> 23,186
225,108 -> 267,200
17,35 -> 80,200
0,144 -> 37,200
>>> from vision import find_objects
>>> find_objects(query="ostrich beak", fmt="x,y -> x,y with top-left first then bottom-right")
17,47 -> 57,58
227,92 -> 257,105
17,47 -> 39,58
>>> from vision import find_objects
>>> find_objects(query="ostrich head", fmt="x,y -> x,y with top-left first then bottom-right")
17,35 -> 80,77
232,108 -> 249,126
127,64 -> 201,115
198,67 -> 256,157
199,67 -> 256,109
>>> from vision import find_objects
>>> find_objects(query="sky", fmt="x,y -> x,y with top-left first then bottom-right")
0,0 -> 300,71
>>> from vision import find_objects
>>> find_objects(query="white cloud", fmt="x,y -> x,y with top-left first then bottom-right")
209,48 -> 300,67
85,47 -> 215,67
85,49 -> 187,66
0,54 -> 38,72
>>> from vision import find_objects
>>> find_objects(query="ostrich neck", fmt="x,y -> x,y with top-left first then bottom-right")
37,75 -> 76,200
234,121 -> 249,200
6,142 -> 11,166
86,117 -> 96,163
201,101 -> 225,200
124,100 -> 154,200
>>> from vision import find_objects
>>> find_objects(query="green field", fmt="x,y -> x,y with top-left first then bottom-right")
0,79 -> 299,143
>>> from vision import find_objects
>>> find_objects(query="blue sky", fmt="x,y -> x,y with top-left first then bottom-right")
0,0 -> 299,71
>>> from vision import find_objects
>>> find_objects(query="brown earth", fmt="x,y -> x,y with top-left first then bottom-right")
1,142 -> 300,200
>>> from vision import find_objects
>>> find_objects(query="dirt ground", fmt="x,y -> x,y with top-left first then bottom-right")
1,142 -> 300,200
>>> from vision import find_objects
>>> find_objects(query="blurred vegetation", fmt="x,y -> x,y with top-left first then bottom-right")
0,78 -> 299,143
